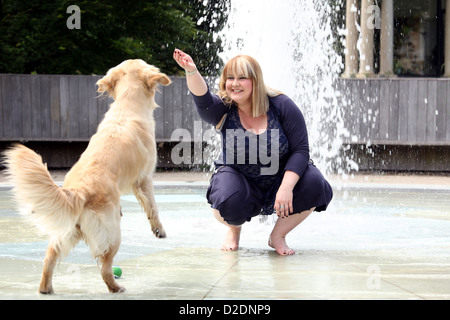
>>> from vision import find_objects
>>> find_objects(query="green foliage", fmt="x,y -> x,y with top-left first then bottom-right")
0,0 -> 230,75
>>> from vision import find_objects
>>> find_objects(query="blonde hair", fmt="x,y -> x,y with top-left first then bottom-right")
218,55 -> 282,118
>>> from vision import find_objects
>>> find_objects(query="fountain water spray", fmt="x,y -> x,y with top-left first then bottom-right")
215,0 -> 354,176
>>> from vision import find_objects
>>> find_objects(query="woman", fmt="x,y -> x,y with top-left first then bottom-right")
173,49 -> 333,255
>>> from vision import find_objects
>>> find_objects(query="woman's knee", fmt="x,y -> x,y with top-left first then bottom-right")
213,208 -> 244,227
215,191 -> 253,226
208,166 -> 261,226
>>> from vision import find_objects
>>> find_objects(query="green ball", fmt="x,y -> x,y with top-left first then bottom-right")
113,266 -> 122,279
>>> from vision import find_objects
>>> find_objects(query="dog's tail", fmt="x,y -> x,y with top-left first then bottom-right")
2,144 -> 86,251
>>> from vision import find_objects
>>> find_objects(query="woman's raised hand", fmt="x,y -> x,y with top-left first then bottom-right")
173,49 -> 207,96
173,49 -> 197,73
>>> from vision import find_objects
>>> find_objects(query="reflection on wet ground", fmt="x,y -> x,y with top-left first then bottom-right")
0,182 -> 449,299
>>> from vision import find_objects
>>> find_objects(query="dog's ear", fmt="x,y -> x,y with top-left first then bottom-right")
154,73 -> 171,86
97,68 -> 125,97
141,70 -> 172,94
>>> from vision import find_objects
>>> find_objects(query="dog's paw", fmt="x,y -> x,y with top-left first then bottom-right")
109,285 -> 126,294
153,227 -> 166,238
39,289 -> 54,295
39,286 -> 54,295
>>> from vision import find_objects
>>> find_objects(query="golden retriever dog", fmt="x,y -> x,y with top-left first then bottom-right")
2,59 -> 171,294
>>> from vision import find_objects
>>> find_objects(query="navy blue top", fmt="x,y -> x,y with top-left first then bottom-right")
192,88 -> 311,215
191,88 -> 310,179
218,103 -> 289,190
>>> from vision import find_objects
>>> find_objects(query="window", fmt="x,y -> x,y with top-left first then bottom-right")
393,0 -> 445,77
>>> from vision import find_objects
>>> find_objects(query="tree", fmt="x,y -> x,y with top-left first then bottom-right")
0,0 -> 230,75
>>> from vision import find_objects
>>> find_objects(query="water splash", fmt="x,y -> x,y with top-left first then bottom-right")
218,0 -> 353,175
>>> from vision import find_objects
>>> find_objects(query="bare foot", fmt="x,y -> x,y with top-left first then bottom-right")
268,235 -> 295,255
268,209 -> 314,256
221,226 -> 241,251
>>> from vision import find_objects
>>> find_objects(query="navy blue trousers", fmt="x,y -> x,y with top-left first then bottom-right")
206,164 -> 333,226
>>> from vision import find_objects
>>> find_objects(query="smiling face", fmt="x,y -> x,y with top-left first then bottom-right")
225,74 -> 253,107
219,55 -> 271,117
220,55 -> 255,108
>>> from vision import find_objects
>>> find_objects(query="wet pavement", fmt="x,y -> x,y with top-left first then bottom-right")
0,171 -> 449,300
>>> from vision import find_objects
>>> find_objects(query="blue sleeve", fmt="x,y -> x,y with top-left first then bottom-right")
276,96 -> 310,178
191,86 -> 228,126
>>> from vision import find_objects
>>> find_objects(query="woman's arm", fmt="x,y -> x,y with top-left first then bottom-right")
274,170 -> 299,218
277,96 -> 310,177
173,49 -> 207,96
173,49 -> 228,126
273,95 -> 310,217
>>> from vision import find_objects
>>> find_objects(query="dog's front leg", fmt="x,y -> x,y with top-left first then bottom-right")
132,177 -> 166,238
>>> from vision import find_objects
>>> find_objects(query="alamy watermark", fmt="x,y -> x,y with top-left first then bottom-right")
366,265 -> 381,290
170,121 -> 280,175
367,5 -> 381,30
66,5 -> 81,30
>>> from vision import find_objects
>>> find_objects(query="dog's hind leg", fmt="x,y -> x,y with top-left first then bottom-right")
83,205 -> 125,293
39,244 -> 59,294
39,230 -> 82,294
132,177 -> 166,238
100,242 -> 125,293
